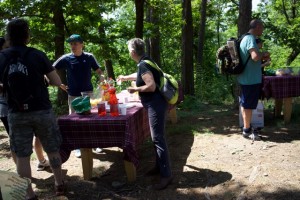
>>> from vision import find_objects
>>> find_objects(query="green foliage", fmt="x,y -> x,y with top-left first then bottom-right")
1,0 -> 299,107
48,86 -> 68,115
255,0 -> 300,66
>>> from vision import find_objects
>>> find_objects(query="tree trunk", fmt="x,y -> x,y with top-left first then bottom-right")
233,0 -> 252,108
134,0 -> 144,38
52,3 -> 68,106
216,2 -> 221,47
196,0 -> 207,88
286,50 -> 300,65
105,59 -> 115,80
145,5 -> 151,55
181,0 -> 194,95
238,0 -> 252,36
98,22 -> 114,80
148,5 -> 161,67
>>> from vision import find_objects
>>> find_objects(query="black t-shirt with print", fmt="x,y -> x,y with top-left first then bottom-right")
0,46 -> 54,112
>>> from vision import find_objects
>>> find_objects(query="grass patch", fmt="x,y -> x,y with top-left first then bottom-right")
0,126 -> 6,132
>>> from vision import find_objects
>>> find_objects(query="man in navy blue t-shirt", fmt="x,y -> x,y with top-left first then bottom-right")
53,34 -> 103,157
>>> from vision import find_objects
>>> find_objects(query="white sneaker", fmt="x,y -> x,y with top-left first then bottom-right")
37,159 -> 50,171
74,149 -> 81,158
93,148 -> 103,153
249,129 -> 261,141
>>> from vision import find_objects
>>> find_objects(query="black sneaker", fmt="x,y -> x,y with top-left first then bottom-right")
55,181 -> 66,196
242,129 -> 251,138
27,195 -> 38,200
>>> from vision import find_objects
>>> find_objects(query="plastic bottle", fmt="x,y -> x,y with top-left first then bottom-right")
108,83 -> 119,116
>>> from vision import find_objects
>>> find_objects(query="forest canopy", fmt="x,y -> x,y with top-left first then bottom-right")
0,0 -> 299,105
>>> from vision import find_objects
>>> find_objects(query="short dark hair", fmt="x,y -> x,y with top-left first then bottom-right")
6,18 -> 30,46
249,19 -> 263,29
127,38 -> 145,56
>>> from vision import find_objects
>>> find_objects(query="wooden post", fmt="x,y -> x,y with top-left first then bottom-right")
124,160 -> 136,182
274,99 -> 283,117
80,148 -> 93,180
168,107 -> 178,124
283,97 -> 293,124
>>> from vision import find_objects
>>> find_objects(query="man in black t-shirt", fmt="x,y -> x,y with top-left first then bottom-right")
0,18 -> 65,199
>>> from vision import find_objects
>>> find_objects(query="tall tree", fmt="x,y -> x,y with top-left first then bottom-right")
237,0 -> 252,36
98,22 -> 115,80
52,1 -> 68,105
181,0 -> 194,95
196,0 -> 207,91
148,3 -> 161,66
134,0 -> 144,38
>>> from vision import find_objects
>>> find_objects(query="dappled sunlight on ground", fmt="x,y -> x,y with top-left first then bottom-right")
0,101 -> 300,199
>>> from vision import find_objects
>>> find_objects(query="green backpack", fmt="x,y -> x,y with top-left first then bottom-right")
144,60 -> 179,105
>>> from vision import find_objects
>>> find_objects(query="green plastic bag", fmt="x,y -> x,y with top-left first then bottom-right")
71,96 -> 91,114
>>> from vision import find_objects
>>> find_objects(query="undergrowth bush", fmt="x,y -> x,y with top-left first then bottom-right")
48,87 -> 68,116
197,72 -> 235,105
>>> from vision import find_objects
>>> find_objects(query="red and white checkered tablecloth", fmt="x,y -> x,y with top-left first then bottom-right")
263,75 -> 300,99
58,103 -> 150,167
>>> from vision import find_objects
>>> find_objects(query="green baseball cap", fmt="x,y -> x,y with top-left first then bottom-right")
66,34 -> 83,43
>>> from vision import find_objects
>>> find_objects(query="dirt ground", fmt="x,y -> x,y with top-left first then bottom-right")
0,101 -> 300,200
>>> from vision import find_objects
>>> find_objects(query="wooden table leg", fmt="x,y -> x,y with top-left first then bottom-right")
168,107 -> 177,124
80,148 -> 93,180
124,160 -> 136,182
283,97 -> 293,124
275,99 -> 283,117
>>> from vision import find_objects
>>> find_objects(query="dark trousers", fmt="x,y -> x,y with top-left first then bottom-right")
142,92 -> 172,178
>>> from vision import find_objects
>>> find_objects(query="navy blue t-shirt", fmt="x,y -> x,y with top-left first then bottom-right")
53,52 -> 100,96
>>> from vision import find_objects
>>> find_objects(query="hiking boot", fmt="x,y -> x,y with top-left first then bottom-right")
152,176 -> 173,190
249,129 -> 261,141
144,166 -> 160,177
55,181 -> 66,196
74,149 -> 81,158
37,159 -> 50,171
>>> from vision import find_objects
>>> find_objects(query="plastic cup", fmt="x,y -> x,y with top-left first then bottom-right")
124,97 -> 129,103
97,102 -> 106,116
81,91 -> 94,98
119,104 -> 127,115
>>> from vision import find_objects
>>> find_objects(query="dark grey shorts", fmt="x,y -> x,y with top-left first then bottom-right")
8,109 -> 62,157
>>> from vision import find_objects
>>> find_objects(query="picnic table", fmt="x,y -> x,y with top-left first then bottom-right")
58,102 -> 150,181
262,75 -> 300,123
